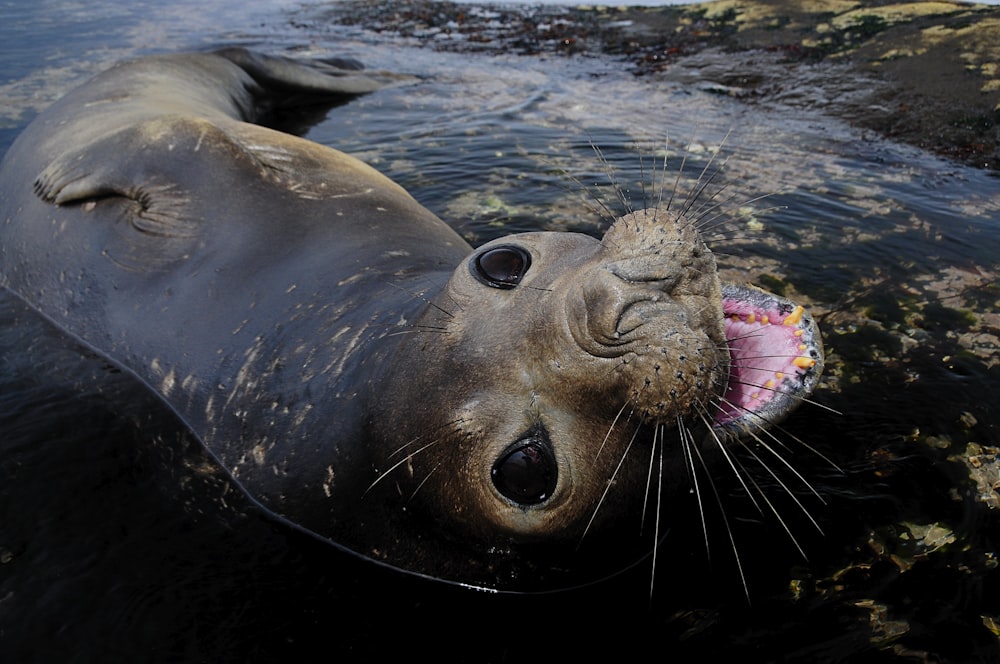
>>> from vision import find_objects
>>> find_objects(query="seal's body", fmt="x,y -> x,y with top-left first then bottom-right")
0,49 -> 823,589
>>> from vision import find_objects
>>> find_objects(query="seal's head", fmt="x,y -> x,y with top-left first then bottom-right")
369,207 -> 823,588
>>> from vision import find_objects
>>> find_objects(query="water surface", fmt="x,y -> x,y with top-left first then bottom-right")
1,1 -> 998,661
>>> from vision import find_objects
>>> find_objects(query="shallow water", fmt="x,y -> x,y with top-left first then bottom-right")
1,1 -> 999,661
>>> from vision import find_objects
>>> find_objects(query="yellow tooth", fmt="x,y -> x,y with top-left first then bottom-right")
783,305 -> 805,326
760,315 -> 769,325
794,356 -> 816,369
794,328 -> 804,337
747,312 -> 756,324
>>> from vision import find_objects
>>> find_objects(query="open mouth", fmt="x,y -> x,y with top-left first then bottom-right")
713,283 -> 824,436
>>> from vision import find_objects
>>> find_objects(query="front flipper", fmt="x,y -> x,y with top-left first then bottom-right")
33,123 -> 173,209
30,116 -> 240,271
32,116 -> 213,240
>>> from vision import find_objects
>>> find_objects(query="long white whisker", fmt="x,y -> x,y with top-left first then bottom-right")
695,196 -> 785,235
386,419 -> 462,458
408,462 -> 442,501
591,140 -> 633,215
579,426 -> 642,545
649,422 -> 666,599
364,440 -> 439,496
652,136 -> 672,217
635,140 -> 650,213
678,127 -> 733,220
537,144 -> 617,227
741,433 -> 825,533
663,132 -> 697,215
702,405 -> 818,558
741,425 -> 829,507
679,415 -> 711,558
384,279 -> 456,318
685,422 -> 751,603
680,154 -> 733,222
699,410 -> 764,513
596,399 -> 634,460
641,424 -> 658,531
713,395 -> 842,468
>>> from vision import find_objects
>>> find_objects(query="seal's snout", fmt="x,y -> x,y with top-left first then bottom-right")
571,208 -> 725,352
564,208 -> 730,423
575,262 -> 684,351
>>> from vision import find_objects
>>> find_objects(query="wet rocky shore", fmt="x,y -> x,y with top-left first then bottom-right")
325,0 -> 1000,171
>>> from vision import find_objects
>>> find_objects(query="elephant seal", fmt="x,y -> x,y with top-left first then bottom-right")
0,48 -> 823,590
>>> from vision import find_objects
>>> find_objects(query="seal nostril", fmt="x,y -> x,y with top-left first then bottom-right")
615,297 -> 671,337
607,260 -> 682,291
491,432 -> 556,506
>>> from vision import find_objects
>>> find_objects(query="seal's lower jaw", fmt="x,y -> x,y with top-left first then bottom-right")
714,282 -> 824,437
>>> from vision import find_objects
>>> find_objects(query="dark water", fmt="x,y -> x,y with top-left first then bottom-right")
2,1 -> 999,661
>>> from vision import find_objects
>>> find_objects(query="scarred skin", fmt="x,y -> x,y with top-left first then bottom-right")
0,49 -> 822,590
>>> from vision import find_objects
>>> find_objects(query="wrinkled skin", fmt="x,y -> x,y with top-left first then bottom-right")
0,49 -> 823,590
375,210 -> 728,540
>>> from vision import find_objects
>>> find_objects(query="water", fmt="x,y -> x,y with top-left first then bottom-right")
1,1 -> 999,661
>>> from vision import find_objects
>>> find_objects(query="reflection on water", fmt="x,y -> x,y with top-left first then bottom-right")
1,1 -> 998,661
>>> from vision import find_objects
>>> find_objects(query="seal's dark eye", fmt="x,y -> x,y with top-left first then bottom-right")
491,434 -> 556,506
471,245 -> 531,289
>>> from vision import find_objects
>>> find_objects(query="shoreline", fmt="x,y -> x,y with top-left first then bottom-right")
326,0 -> 1000,171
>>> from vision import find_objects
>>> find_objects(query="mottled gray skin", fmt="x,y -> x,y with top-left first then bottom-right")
0,50 -> 819,589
